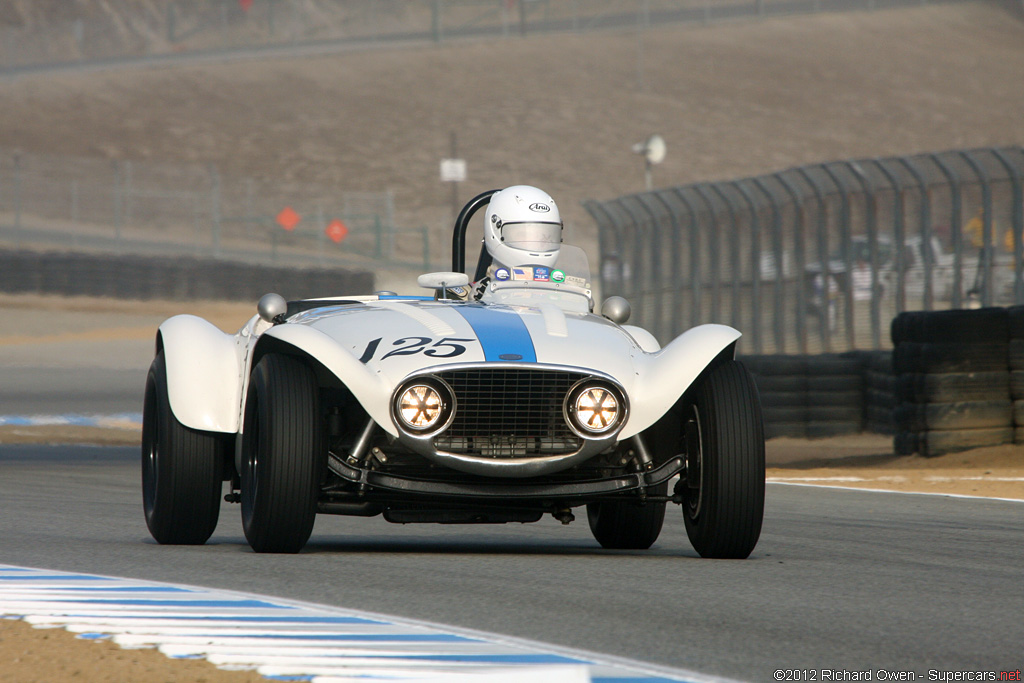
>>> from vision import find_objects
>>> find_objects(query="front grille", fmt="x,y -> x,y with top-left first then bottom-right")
432,368 -> 588,457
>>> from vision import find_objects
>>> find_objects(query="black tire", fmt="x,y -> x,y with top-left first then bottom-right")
242,354 -> 324,554
807,404 -> 863,423
918,427 -> 1013,457
892,308 -> 1008,345
1011,371 -> 1024,399
681,361 -> 765,559
892,342 -> 1008,374
806,390 -> 863,408
1010,339 -> 1024,371
1008,305 -> 1024,339
764,421 -> 807,439
893,431 -> 919,455
141,351 -> 224,545
895,372 -> 1010,404
807,375 -> 862,393
806,421 -> 862,438
752,374 -> 807,393
759,390 -> 807,408
894,400 -> 1011,432
750,355 -> 806,376
587,483 -> 667,550
803,354 -> 862,376
762,405 -> 808,424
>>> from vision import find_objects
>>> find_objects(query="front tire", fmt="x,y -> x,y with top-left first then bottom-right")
142,350 -> 224,545
587,484 -> 667,550
242,354 -> 323,553
682,360 -> 765,559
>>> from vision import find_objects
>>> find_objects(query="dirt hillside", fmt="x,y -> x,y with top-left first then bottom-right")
1,2 -> 1023,261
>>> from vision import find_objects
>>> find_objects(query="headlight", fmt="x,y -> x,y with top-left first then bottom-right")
565,380 -> 625,437
393,378 -> 454,434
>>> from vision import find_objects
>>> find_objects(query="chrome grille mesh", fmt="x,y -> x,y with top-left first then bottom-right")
432,368 -> 587,457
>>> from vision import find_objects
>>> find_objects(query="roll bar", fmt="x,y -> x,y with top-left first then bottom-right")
452,188 -> 500,278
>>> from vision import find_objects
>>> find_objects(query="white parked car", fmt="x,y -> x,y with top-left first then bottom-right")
142,187 -> 765,558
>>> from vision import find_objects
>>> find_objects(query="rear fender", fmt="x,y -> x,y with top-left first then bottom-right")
158,315 -> 243,434
619,323 -> 741,438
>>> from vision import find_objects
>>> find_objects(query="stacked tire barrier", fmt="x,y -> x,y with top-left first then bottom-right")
863,350 -> 897,435
1008,306 -> 1024,444
0,249 -> 373,301
743,353 -> 867,439
891,308 -> 1013,457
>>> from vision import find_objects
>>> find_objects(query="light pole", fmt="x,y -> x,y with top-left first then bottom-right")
632,134 -> 666,191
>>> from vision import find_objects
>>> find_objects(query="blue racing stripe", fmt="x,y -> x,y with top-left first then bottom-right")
453,304 -> 536,362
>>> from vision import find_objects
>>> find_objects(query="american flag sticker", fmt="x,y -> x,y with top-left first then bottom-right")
513,267 -> 534,280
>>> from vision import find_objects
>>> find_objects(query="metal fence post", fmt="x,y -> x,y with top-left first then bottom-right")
209,164 -> 222,257
709,183 -> 742,332
636,194 -> 667,341
752,176 -> 786,352
672,188 -> 702,329
897,156 -> 934,310
777,172 -> 808,354
13,152 -> 22,248
990,147 -> 1024,304
930,152 -> 964,309
845,161 -> 882,348
796,166 -> 831,352
733,179 -> 763,354
652,190 -> 686,338
872,159 -> 907,314
693,184 -> 722,322
959,150 -> 994,306
822,163 -> 855,349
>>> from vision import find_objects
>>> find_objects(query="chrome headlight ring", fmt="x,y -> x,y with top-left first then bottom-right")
392,376 -> 456,436
564,378 -> 627,438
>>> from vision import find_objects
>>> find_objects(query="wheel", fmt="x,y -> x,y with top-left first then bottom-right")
587,484 -> 667,550
681,360 -> 765,559
242,354 -> 324,553
142,350 -> 224,545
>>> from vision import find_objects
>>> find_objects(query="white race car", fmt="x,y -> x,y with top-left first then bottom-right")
142,189 -> 765,558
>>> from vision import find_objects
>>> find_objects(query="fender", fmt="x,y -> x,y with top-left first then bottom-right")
158,315 -> 243,434
618,323 -> 741,439
261,324 -> 398,437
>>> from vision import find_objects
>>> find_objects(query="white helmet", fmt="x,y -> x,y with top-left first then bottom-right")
484,185 -> 563,268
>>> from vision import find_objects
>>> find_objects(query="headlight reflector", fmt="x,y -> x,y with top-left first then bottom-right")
393,378 -> 454,434
565,380 -> 625,436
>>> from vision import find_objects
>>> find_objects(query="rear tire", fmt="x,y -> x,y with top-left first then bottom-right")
242,354 -> 324,554
682,360 -> 765,559
141,351 -> 224,545
587,484 -> 667,550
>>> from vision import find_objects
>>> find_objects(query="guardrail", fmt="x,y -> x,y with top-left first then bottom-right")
583,146 -> 1024,354
0,0 -> 979,74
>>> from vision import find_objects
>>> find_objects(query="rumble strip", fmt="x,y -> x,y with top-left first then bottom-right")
0,565 -> 729,683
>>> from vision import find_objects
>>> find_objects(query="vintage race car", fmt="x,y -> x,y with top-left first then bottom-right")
142,190 -> 765,558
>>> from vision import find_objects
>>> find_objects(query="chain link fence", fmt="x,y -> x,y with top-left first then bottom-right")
0,150 -> 431,271
584,146 -> 1024,355
0,0 -> 977,73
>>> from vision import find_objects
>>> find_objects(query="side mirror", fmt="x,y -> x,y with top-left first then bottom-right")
417,272 -> 470,290
601,296 -> 631,324
257,293 -> 287,323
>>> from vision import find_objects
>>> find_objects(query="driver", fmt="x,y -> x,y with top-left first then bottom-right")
470,185 -> 563,300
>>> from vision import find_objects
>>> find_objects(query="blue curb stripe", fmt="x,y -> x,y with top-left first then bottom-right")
0,565 -> 721,683
453,303 -> 537,362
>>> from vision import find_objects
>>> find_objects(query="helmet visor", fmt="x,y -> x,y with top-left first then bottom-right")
501,222 -> 562,253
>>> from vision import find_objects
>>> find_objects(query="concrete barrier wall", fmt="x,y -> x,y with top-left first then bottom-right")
0,249 -> 374,302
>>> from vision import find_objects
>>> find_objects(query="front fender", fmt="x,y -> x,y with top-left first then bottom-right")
619,323 -> 741,438
261,324 -> 398,437
158,315 -> 242,434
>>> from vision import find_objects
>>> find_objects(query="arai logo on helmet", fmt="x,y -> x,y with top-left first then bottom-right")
529,203 -> 551,213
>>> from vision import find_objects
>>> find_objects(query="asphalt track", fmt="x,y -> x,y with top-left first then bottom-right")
0,445 -> 1020,681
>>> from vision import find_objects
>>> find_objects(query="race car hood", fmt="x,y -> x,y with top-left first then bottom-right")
283,299 -> 644,386
263,298 -> 739,440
